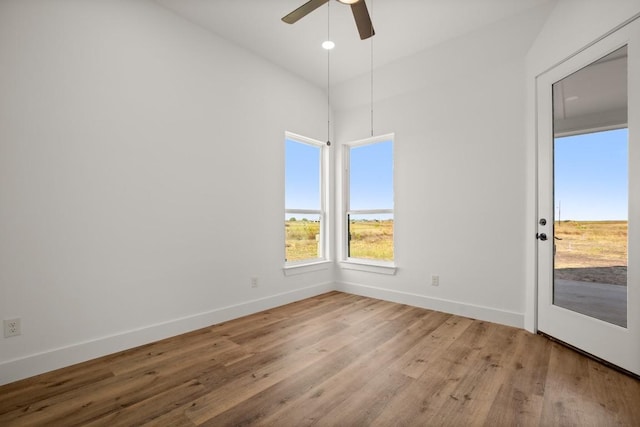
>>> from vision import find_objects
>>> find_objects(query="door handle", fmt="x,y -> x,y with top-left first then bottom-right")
536,233 -> 548,241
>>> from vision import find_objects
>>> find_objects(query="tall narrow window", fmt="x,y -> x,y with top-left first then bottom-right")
285,133 -> 326,264
344,135 -> 394,263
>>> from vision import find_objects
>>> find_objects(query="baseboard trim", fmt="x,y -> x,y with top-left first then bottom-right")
0,282 -> 335,386
0,280 -> 525,385
337,281 -> 524,329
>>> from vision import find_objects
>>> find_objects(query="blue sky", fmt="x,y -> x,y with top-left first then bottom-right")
285,139 -> 320,210
285,138 -> 393,215
349,140 -> 393,211
554,128 -> 628,221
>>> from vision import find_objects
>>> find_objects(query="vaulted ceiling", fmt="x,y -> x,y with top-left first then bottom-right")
154,0 -> 555,88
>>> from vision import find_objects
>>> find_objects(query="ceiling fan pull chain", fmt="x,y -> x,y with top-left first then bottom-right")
327,0 -> 331,146
370,0 -> 374,137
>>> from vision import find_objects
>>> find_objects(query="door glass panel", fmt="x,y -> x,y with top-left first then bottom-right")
552,46 -> 628,327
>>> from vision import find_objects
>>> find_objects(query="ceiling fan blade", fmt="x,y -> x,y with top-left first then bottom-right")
351,0 -> 375,40
282,0 -> 329,24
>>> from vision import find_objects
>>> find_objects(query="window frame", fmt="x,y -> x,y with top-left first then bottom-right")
342,133 -> 396,272
284,132 -> 330,270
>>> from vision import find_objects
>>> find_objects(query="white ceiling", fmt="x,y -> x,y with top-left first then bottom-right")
154,0 -> 555,88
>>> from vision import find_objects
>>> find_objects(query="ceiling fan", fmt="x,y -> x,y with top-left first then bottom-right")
282,0 -> 375,40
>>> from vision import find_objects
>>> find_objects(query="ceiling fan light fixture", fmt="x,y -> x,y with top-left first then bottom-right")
337,0 -> 360,4
322,40 -> 336,50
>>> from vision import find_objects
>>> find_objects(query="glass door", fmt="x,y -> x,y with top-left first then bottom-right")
537,21 -> 640,375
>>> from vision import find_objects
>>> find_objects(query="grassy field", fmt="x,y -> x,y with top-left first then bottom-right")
554,220 -> 627,286
348,220 -> 393,261
285,219 -> 627,285
285,220 -> 321,262
554,221 -> 627,268
285,219 -> 393,262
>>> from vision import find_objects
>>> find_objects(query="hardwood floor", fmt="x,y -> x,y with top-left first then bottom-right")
1,291 -> 639,426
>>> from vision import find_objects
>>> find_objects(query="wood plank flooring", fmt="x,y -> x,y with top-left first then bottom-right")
1,291 -> 639,426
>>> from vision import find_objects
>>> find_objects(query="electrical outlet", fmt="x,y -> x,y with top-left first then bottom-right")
4,318 -> 21,338
250,276 -> 259,288
431,275 -> 440,287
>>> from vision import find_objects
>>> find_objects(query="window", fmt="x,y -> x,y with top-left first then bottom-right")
285,133 -> 327,265
344,135 -> 394,264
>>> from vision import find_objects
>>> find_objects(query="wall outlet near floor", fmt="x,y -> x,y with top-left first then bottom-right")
250,276 -> 259,288
431,275 -> 440,287
4,318 -> 21,338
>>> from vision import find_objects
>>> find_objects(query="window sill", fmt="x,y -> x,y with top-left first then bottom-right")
339,260 -> 397,275
283,260 -> 332,276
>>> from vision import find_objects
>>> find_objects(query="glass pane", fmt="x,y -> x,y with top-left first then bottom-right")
348,213 -> 393,261
552,47 -> 628,327
349,141 -> 393,210
285,214 -> 321,262
285,139 -> 320,210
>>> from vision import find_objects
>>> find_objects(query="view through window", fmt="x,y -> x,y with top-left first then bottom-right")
346,138 -> 394,262
285,135 -> 325,263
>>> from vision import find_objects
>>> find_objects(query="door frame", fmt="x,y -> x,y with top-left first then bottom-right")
533,18 -> 640,375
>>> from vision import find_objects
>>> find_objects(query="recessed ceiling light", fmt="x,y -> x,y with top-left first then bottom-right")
322,40 -> 335,50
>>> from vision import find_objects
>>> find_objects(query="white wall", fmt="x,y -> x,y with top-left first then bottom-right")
0,0 -> 333,385
523,0 -> 640,331
333,5 -> 556,328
